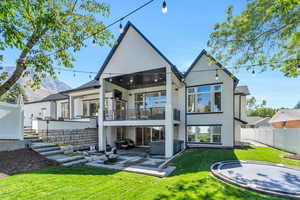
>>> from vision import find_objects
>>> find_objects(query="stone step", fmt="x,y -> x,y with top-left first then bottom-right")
32,143 -> 57,149
24,136 -> 39,140
34,146 -> 61,153
62,159 -> 88,167
56,156 -> 85,164
40,150 -> 64,156
25,138 -> 43,143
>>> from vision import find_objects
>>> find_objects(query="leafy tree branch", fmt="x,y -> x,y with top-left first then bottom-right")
208,0 -> 300,77
0,0 -> 113,97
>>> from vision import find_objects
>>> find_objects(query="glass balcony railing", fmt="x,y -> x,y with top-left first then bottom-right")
104,107 -> 180,121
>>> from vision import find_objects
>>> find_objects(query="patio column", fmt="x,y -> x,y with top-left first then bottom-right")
69,96 -> 73,119
98,77 -> 106,151
165,65 -> 174,158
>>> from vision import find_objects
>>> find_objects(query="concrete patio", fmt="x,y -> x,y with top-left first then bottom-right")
85,148 -> 176,177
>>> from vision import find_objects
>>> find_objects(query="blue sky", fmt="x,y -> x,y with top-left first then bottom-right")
2,0 -> 300,108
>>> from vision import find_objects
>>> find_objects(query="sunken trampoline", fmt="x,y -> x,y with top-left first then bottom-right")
211,160 -> 300,199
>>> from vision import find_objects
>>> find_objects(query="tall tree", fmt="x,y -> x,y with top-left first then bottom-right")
208,0 -> 300,77
246,96 -> 277,117
295,101 -> 300,109
0,0 -> 113,97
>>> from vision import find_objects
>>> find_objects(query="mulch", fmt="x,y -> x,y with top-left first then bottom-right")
0,148 -> 58,177
283,154 -> 300,160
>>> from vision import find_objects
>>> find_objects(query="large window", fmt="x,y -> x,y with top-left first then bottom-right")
187,125 -> 221,144
61,102 -> 69,119
187,84 -> 221,113
83,99 -> 99,117
135,91 -> 166,109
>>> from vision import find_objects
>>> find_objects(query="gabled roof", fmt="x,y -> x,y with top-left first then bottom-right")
95,21 -> 182,81
62,80 -> 100,93
184,49 -> 239,84
269,109 -> 300,123
235,86 -> 250,95
246,116 -> 263,125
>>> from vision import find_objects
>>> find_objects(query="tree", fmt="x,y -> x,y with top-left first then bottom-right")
0,0 -> 113,97
0,83 -> 24,103
295,101 -> 300,109
246,96 -> 277,117
207,0 -> 300,77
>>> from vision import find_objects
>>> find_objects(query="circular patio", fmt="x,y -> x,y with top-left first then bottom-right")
211,160 -> 300,199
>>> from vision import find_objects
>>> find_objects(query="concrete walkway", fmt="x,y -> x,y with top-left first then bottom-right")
242,140 -> 268,147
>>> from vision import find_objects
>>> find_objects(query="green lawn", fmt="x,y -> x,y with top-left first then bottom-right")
1,146 -> 300,200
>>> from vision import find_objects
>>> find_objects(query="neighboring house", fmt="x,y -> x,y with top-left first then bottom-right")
24,93 -> 68,126
269,109 -> 300,128
242,116 -> 271,128
24,22 -> 249,158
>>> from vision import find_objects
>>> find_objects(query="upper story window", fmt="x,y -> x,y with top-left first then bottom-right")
135,91 -> 166,109
187,84 -> 221,113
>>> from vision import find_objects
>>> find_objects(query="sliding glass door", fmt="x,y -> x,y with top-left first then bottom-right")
135,127 -> 165,146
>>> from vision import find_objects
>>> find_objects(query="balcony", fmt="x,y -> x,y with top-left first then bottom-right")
104,107 -> 180,121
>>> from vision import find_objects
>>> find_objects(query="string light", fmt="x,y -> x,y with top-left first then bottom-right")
252,69 -> 256,76
215,69 -> 219,80
130,77 -> 134,83
119,19 -> 124,33
162,0 -> 168,13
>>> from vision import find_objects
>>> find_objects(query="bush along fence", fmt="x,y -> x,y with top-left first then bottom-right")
37,128 -> 98,150
241,128 -> 300,154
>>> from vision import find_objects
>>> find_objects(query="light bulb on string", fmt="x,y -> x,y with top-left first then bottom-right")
162,0 -> 167,13
89,74 -> 92,79
252,69 -> 256,77
215,69 -> 219,80
119,19 -> 124,33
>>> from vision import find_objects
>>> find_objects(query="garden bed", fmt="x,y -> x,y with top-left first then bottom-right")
284,154 -> 300,160
0,149 -> 58,176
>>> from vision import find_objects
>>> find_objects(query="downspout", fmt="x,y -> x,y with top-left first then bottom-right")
184,80 -> 188,150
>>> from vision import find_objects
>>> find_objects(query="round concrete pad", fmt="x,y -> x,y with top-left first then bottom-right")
211,161 -> 300,199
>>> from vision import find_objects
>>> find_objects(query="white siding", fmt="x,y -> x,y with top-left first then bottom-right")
185,54 -> 235,147
101,26 -> 172,78
234,94 -> 247,122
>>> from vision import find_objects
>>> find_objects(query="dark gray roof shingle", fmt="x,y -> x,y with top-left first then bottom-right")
235,86 -> 250,95
25,93 -> 68,104
62,80 -> 100,93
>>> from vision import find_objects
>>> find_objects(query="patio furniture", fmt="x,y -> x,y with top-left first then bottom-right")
115,139 -> 135,149
149,140 -> 184,155
104,147 -> 118,164
149,141 -> 165,155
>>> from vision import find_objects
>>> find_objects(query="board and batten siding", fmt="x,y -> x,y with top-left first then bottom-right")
184,54 -> 235,147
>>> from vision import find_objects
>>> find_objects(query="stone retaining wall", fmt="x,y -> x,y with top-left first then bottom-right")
38,128 -> 98,150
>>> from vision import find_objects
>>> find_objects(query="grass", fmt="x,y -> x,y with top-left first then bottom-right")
1,146 -> 300,200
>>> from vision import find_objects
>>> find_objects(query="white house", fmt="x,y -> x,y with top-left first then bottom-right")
24,22 -> 249,158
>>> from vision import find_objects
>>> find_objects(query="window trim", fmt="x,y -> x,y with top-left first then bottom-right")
186,83 -> 222,114
186,124 -> 222,144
